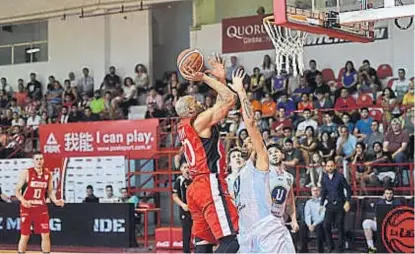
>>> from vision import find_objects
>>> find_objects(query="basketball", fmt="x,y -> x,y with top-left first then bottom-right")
382,207 -> 415,253
176,48 -> 204,78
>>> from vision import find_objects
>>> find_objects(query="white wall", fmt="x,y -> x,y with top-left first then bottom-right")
190,20 -> 414,77
0,10 -> 152,90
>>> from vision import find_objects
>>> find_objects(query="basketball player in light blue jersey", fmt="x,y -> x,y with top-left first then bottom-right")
267,143 -> 298,252
227,69 -> 296,253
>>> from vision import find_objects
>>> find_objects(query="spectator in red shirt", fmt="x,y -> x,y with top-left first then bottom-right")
335,88 -> 357,118
298,93 -> 314,112
13,81 -> 28,107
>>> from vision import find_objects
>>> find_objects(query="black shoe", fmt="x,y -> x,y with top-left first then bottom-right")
368,247 -> 377,253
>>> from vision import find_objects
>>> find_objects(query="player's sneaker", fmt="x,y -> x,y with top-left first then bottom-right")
368,246 -> 377,253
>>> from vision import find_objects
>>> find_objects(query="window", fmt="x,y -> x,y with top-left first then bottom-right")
0,21 -> 48,66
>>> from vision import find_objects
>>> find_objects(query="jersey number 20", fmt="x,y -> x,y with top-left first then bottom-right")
182,139 -> 196,167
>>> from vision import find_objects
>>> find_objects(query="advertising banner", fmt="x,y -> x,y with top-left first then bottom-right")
39,119 -> 159,159
222,15 -> 273,53
155,227 -> 183,249
0,203 -> 136,247
376,205 -> 414,253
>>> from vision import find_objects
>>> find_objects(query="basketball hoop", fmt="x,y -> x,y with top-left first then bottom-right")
263,16 -> 308,76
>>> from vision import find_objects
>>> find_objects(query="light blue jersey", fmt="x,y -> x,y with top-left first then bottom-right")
234,162 -> 296,253
232,160 -> 271,236
269,166 -> 294,217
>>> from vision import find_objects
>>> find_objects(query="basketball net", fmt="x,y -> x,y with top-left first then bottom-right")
263,16 -> 308,76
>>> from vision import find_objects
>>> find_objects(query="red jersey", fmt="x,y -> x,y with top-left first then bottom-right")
178,118 -> 227,179
22,167 -> 50,209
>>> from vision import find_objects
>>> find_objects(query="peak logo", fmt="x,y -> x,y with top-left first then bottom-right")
44,133 -> 60,153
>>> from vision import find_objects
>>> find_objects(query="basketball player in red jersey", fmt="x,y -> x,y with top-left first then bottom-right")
175,55 -> 239,253
15,152 -> 65,254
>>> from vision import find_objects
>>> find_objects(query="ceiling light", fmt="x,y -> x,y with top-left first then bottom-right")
26,48 -> 40,54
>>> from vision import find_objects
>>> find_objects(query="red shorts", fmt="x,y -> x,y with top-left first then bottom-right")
186,173 -> 238,244
20,206 -> 50,235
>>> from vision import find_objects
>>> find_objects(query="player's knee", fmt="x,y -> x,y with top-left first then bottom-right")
41,232 -> 50,239
215,235 -> 239,253
19,234 -> 30,242
362,219 -> 373,230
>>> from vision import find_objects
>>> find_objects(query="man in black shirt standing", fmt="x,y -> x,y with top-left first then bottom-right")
83,185 -> 99,203
26,72 -> 42,100
172,158 -> 192,253
320,160 -> 352,252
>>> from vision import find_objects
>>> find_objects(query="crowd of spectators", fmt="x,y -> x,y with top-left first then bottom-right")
0,53 -> 414,254
0,55 -> 414,193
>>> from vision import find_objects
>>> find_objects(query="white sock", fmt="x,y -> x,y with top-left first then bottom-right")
367,240 -> 374,248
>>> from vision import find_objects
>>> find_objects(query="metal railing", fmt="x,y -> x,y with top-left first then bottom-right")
293,162 -> 414,196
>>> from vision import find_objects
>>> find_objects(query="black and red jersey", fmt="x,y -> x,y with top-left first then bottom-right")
177,118 -> 227,179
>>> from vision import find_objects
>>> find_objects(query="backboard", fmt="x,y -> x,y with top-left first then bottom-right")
274,0 -> 414,43
339,0 -> 415,24
273,0 -> 375,43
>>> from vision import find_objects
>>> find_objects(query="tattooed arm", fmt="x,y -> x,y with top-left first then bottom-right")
230,69 -> 269,171
182,68 -> 236,137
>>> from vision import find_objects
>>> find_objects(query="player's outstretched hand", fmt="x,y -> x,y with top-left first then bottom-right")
21,199 -> 31,208
182,66 -> 204,82
205,53 -> 225,81
55,199 -> 65,207
229,68 -> 246,93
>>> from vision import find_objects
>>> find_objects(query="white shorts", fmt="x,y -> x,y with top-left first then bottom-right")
238,215 -> 295,253
362,219 -> 377,231
377,171 -> 396,182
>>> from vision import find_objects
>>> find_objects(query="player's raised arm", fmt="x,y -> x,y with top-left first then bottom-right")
230,69 -> 269,171
15,169 -> 30,208
181,69 -> 236,135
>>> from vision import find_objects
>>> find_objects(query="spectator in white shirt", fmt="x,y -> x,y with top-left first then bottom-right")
391,68 -> 410,101
1,77 -> 13,97
296,109 -> 318,137
122,77 -> 138,102
78,67 -> 94,97
26,109 -> 41,130
68,72 -> 77,88
101,185 -> 120,203
26,109 -> 41,151
11,112 -> 25,127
